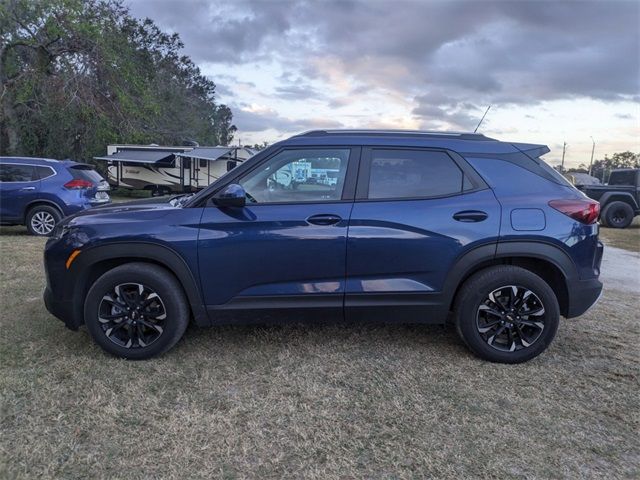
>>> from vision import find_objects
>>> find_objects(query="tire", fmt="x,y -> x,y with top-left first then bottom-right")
601,201 -> 634,229
26,205 -> 61,236
453,266 -> 560,364
150,186 -> 162,197
84,263 -> 189,360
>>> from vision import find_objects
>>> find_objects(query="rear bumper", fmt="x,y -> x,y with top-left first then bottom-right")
566,277 -> 603,318
566,241 -> 604,318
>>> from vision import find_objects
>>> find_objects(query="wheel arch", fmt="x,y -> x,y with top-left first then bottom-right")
599,192 -> 639,211
23,199 -> 65,222
444,242 -> 575,317
69,243 -> 209,328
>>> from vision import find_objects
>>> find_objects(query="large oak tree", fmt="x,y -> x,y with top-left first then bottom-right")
0,0 -> 236,161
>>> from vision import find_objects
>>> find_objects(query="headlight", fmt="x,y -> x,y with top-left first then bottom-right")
52,224 -> 71,240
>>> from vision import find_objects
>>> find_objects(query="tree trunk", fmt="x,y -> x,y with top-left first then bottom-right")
1,97 -> 19,155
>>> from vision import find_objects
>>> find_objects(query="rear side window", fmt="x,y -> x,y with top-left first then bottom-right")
367,149 -> 464,199
0,164 -> 36,182
608,170 -> 636,186
69,165 -> 104,183
34,166 -> 55,180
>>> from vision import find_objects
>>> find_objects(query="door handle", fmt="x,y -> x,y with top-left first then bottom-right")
307,214 -> 342,226
20,186 -> 36,191
453,210 -> 488,222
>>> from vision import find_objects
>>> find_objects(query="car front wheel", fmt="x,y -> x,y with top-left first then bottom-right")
84,263 -> 189,359
454,266 -> 560,364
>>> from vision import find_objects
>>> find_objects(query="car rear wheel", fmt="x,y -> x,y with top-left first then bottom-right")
602,201 -> 634,229
26,205 -> 61,236
84,263 -> 189,359
454,266 -> 560,363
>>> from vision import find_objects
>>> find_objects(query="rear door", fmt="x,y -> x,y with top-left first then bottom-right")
198,147 -> 359,323
345,147 -> 501,323
0,163 -> 41,221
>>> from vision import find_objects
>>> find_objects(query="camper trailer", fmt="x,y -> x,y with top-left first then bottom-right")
94,145 -> 255,195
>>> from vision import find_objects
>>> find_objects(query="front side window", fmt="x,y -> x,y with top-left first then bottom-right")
239,149 -> 350,203
367,149 -> 464,199
0,164 -> 36,182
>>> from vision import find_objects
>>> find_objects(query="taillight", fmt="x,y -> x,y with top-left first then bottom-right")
64,179 -> 93,189
549,199 -> 600,224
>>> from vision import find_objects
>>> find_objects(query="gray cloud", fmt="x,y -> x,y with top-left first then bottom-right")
128,0 -> 640,130
273,84 -> 321,101
231,105 -> 342,133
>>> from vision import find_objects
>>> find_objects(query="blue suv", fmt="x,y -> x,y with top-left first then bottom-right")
43,130 -> 603,363
0,157 -> 110,236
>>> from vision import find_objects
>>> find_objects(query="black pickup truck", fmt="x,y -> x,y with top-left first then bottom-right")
578,169 -> 640,228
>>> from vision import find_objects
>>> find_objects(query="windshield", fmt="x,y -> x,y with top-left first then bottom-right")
169,193 -> 194,207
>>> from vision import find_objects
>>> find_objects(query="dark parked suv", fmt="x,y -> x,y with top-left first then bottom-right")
0,157 -> 110,235
43,130 -> 604,363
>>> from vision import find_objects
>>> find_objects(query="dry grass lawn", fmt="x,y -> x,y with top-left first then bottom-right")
1,222 -> 638,478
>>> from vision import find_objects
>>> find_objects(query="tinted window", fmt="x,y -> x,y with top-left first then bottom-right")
239,149 -> 350,203
368,150 -> 463,199
69,165 -> 103,183
0,164 -> 36,182
609,170 -> 637,186
200,159 -> 207,168
34,166 -> 55,180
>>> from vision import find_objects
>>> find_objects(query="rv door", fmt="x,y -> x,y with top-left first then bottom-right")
181,157 -> 191,192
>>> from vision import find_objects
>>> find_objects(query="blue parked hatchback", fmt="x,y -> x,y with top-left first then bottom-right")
0,157 -> 110,236
43,130 -> 603,363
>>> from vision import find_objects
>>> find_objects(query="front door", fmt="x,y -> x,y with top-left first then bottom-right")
197,147 -> 358,323
345,147 -> 501,323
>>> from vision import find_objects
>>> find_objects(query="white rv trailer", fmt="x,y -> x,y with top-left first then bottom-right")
94,145 -> 256,195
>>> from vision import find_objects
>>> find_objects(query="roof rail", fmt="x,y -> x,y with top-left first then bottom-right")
295,129 -> 496,141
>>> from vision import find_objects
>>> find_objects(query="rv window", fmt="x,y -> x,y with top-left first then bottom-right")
183,158 -> 191,169
200,159 -> 207,168
227,161 -> 237,172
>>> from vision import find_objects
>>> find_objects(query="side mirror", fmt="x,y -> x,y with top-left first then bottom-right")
213,183 -> 246,208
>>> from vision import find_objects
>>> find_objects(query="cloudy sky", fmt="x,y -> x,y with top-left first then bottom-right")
128,0 -> 639,167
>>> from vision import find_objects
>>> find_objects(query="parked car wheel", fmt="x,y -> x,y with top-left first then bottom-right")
26,205 -> 61,236
454,266 -> 560,364
84,263 -> 189,360
601,201 -> 634,229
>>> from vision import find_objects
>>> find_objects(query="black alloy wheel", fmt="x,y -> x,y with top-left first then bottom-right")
476,285 -> 546,352
454,265 -> 560,363
84,263 -> 189,359
98,283 -> 167,349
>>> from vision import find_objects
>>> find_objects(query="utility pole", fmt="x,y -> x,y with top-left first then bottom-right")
560,142 -> 567,172
588,136 -> 596,176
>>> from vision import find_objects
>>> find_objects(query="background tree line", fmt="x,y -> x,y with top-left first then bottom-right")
560,151 -> 639,183
0,0 -> 236,164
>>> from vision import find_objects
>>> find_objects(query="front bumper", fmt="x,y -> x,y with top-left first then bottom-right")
43,235 -> 85,330
43,286 -> 79,330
